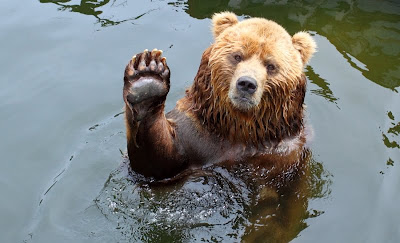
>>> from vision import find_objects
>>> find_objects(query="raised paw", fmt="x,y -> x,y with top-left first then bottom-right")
123,49 -> 170,121
125,48 -> 170,84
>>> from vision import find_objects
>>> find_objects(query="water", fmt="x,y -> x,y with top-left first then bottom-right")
0,0 -> 399,242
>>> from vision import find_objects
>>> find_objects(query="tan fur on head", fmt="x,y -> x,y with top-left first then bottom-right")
292,31 -> 316,65
212,11 -> 238,38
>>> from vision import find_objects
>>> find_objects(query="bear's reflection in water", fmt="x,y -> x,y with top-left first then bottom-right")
94,151 -> 331,242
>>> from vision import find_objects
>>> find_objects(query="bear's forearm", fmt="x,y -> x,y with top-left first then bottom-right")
125,106 -> 185,179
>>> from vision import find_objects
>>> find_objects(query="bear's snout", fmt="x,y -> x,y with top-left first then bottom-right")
236,76 -> 257,95
229,75 -> 261,111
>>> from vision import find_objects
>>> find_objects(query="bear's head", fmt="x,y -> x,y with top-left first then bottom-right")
182,12 -> 316,144
210,12 -> 316,112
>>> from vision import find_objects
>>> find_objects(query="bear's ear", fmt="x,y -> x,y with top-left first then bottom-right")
212,12 -> 239,38
292,31 -> 316,65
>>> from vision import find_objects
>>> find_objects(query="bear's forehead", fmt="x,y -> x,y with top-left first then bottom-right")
222,19 -> 293,51
237,19 -> 290,38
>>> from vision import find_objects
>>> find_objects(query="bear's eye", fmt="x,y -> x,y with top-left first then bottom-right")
234,54 -> 242,62
267,64 -> 275,71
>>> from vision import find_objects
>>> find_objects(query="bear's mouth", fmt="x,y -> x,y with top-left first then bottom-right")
235,96 -> 253,103
231,96 -> 256,110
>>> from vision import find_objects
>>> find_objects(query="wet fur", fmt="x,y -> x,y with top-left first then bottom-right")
124,13 -> 315,179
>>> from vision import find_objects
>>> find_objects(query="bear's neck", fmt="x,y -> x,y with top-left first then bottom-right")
180,47 -> 305,146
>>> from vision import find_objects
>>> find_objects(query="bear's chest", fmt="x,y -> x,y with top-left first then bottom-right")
172,112 -> 305,168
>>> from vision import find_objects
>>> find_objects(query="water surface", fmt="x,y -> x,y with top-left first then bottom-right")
0,0 -> 399,242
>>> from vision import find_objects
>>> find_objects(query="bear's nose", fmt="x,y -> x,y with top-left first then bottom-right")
236,76 -> 257,94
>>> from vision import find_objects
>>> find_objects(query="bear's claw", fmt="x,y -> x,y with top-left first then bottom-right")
126,49 -> 170,82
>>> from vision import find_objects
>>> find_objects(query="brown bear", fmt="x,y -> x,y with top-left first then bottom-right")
123,12 -> 316,179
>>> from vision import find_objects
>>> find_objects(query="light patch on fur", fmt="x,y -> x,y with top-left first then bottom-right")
259,128 -> 306,156
273,134 -> 303,155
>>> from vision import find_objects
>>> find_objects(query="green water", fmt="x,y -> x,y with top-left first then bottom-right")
0,0 -> 399,242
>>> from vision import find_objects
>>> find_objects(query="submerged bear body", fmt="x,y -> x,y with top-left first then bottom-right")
123,12 -> 316,179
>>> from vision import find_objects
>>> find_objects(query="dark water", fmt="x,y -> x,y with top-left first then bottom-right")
0,0 -> 399,242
